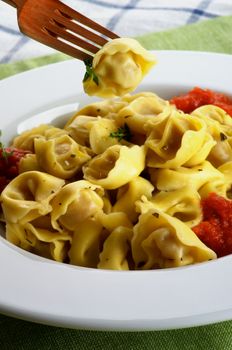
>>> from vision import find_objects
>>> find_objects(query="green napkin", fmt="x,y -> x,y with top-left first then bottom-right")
1,15 -> 232,350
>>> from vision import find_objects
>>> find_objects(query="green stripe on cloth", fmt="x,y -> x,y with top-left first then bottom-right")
1,14 -> 232,350
0,53 -> 70,80
138,15 -> 232,53
0,15 -> 232,80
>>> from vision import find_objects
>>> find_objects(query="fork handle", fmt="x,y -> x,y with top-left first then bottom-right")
2,0 -> 25,8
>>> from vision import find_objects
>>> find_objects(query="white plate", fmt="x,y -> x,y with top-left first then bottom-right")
1,51 -> 232,331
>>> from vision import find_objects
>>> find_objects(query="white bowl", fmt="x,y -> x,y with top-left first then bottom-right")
1,51 -> 232,331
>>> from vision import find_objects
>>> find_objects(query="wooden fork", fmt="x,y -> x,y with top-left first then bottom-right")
2,0 -> 119,61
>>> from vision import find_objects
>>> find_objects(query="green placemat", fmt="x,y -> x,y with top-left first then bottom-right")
1,315 -> 232,350
1,15 -> 232,350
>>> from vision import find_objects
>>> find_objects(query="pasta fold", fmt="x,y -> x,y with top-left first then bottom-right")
65,98 -> 128,126
192,105 -> 232,167
0,171 -> 65,224
68,218 -> 103,268
136,188 -> 202,228
50,180 -> 104,231
132,208 -> 217,269
6,222 -> 71,262
115,92 -> 172,135
18,154 -> 41,173
149,161 -> 225,192
98,227 -> 133,270
88,118 -> 120,154
83,145 -> 146,189
97,211 -> 133,231
113,176 -> 154,222
12,124 -> 67,151
34,134 -> 91,179
146,110 -> 216,168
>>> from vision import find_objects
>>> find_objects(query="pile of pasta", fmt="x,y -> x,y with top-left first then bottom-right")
2,91 -> 232,270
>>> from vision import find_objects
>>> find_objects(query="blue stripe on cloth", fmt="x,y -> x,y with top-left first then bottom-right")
79,0 -> 218,19
0,36 -> 29,63
107,0 -> 141,31
0,24 -> 21,36
187,0 -> 213,24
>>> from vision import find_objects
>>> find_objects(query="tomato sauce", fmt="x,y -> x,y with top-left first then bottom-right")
193,193 -> 232,257
170,87 -> 232,116
0,147 -> 31,193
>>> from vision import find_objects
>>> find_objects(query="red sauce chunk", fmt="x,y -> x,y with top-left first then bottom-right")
0,147 -> 31,193
170,87 -> 232,116
193,193 -> 232,257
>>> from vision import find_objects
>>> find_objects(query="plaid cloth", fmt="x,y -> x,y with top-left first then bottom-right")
0,0 -> 231,63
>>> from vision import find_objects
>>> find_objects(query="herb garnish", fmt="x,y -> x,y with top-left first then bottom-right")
109,124 -> 132,142
0,130 -> 13,162
83,58 -> 99,86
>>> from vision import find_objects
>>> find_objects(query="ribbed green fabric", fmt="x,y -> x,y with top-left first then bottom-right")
1,15 -> 232,350
1,315 -> 232,350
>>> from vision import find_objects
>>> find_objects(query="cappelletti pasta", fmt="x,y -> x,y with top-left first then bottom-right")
1,39 -> 232,270
2,91 -> 231,270
83,38 -> 156,98
132,207 -> 216,269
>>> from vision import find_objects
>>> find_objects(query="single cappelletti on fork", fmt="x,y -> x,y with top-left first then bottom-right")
3,0 -> 157,97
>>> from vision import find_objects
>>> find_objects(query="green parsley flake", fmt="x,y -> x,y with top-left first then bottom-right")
109,124 -> 132,142
83,58 -> 99,86
0,130 -> 13,162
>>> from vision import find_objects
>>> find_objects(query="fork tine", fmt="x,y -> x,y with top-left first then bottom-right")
42,27 -> 93,61
53,12 -> 108,47
45,21 -> 100,54
54,0 -> 119,40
